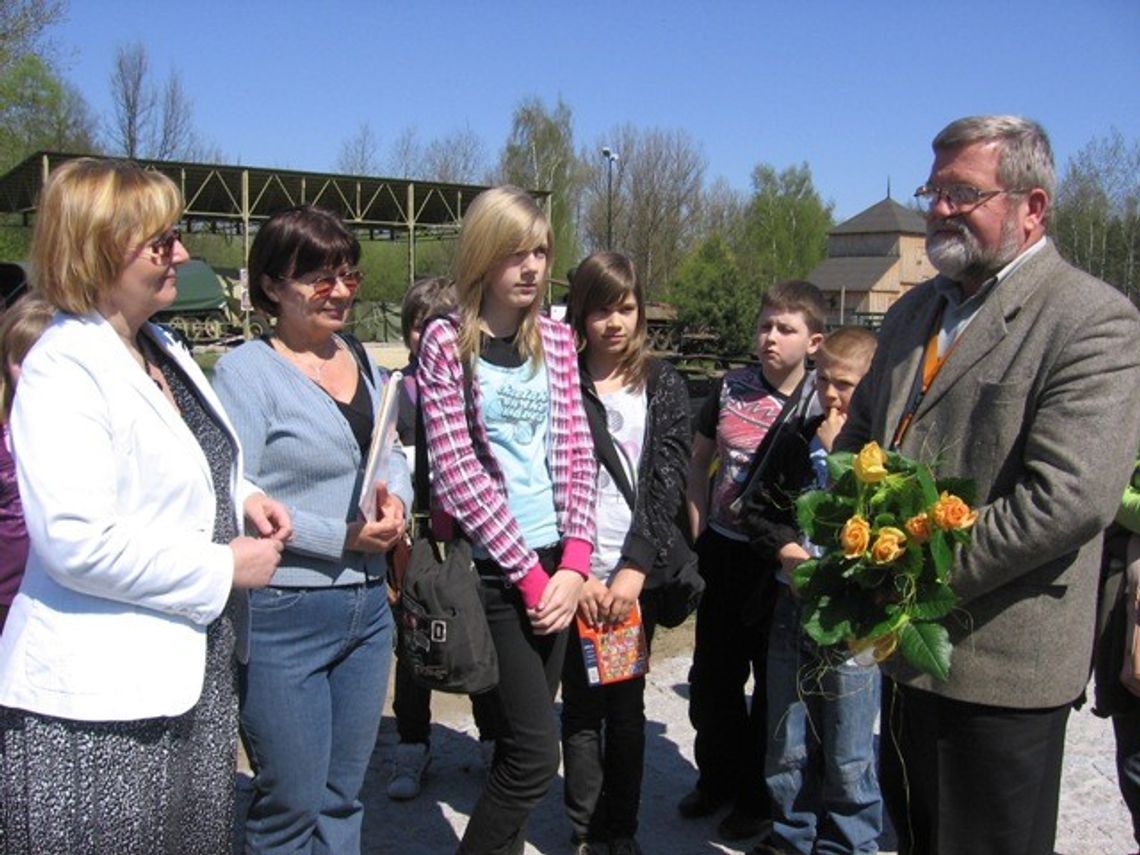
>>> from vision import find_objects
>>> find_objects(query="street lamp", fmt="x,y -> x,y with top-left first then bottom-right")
601,146 -> 619,250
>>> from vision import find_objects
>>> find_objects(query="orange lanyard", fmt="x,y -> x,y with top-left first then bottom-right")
890,306 -> 963,450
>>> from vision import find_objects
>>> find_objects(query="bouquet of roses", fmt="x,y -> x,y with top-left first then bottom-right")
792,441 -> 978,681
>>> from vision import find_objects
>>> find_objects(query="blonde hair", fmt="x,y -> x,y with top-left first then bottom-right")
0,294 -> 54,421
453,186 -> 552,366
31,158 -> 183,314
818,325 -> 877,369
567,251 -> 649,390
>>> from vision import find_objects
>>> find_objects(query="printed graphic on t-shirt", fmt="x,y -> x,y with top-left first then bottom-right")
484,384 -> 548,444
708,367 -> 785,536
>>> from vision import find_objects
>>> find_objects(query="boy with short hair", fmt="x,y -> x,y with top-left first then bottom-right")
681,280 -> 826,842
744,326 -> 882,855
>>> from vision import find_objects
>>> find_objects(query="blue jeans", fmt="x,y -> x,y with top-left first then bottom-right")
765,587 -> 882,855
241,581 -> 394,854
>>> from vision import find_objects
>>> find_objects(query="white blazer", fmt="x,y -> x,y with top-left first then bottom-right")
0,312 -> 250,721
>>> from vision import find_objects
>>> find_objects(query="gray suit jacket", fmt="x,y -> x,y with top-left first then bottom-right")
838,241 -> 1140,708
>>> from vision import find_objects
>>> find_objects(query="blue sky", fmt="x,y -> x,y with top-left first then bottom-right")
48,0 -> 1140,221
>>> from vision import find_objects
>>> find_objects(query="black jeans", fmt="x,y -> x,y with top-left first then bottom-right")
880,677 -> 1070,855
459,550 -> 566,855
687,528 -> 776,816
1113,708 -> 1140,847
560,593 -> 659,842
392,658 -> 499,745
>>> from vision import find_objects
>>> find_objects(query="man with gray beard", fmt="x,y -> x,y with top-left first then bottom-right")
834,115 -> 1140,855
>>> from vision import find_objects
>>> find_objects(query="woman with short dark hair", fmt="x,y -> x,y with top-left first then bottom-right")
213,205 -> 411,854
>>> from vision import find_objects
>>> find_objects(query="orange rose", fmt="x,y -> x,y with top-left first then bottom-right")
904,512 -> 933,543
839,515 -> 871,558
853,441 -> 889,484
931,491 -> 978,531
869,526 -> 907,565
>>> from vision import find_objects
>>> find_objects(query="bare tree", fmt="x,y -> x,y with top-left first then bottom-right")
421,124 -> 486,184
386,126 -> 422,178
336,121 -> 381,175
107,42 -> 205,161
108,43 -> 152,158
582,125 -> 706,295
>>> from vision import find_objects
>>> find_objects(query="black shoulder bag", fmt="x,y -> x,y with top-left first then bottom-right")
396,359 -> 499,695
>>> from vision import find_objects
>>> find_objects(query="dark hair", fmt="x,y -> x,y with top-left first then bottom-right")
819,325 -> 877,367
401,276 -> 455,350
760,280 -> 827,335
567,251 -> 649,390
248,206 -> 361,317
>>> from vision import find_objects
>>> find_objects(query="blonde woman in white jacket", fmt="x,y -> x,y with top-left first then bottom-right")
0,159 -> 291,855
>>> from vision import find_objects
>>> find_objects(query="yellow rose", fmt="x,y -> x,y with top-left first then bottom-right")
904,512 -> 933,543
839,515 -> 871,558
931,491 -> 978,531
869,526 -> 907,565
853,441 -> 889,484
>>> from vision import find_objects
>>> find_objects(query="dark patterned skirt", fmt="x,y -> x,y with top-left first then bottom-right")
0,599 -> 239,855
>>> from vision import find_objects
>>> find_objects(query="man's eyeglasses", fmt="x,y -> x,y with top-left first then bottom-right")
913,183 -> 1026,214
280,268 -> 364,300
148,228 -> 182,255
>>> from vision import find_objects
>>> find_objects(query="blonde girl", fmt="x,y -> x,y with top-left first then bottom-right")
417,186 -> 597,854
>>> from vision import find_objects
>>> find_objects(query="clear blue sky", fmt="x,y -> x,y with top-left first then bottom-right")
49,0 -> 1140,221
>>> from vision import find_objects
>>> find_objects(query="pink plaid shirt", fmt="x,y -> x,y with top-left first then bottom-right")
418,314 -> 597,594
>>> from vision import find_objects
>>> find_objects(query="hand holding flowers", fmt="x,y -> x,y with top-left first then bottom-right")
792,442 -> 977,681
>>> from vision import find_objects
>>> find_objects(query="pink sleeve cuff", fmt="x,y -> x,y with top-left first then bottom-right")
515,564 -> 549,610
559,538 -> 592,578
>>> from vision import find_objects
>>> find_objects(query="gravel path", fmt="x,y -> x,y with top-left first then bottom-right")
352,649 -> 1135,854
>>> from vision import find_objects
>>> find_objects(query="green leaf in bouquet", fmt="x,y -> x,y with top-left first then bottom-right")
934,477 -> 977,507
916,465 -> 940,506
795,490 -> 851,539
826,451 -> 854,482
791,558 -> 819,595
848,562 -> 889,591
893,476 -> 928,518
872,512 -> 900,529
896,542 -> 924,578
909,582 -> 958,620
929,531 -> 954,583
898,621 -> 952,681
864,609 -> 909,641
803,595 -> 854,646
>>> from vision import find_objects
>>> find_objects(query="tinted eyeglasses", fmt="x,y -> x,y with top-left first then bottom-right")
913,183 -> 1025,214
281,268 -> 364,301
148,228 -> 182,255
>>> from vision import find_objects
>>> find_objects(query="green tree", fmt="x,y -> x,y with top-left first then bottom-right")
734,162 -> 833,293
0,52 -> 97,173
498,96 -> 583,278
667,234 -> 755,356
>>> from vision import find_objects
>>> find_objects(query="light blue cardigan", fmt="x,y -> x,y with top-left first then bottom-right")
213,337 -> 412,587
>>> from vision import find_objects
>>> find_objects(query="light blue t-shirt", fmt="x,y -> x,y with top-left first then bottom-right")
477,357 -> 559,552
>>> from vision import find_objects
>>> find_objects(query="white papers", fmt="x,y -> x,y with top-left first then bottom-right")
358,370 -> 402,521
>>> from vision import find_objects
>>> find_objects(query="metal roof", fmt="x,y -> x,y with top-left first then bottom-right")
830,197 -> 925,236
0,151 -> 543,237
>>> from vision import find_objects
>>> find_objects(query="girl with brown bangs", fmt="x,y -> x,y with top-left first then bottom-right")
562,252 -> 694,855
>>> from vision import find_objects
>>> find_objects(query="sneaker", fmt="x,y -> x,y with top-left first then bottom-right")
677,788 -> 729,818
717,806 -> 769,840
386,741 -> 430,800
571,842 -> 602,855
608,837 -> 643,855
